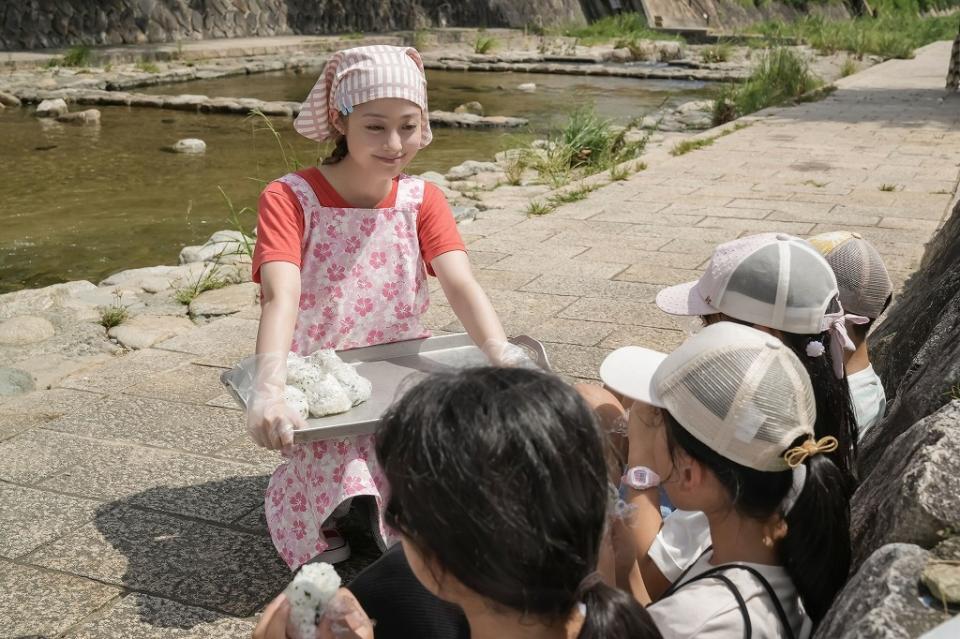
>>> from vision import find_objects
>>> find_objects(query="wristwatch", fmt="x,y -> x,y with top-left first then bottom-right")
622,466 -> 661,490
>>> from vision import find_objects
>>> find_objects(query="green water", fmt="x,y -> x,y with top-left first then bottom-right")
0,69 -> 709,293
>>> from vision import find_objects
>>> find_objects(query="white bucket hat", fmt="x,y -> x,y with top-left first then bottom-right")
600,322 -> 817,472
655,233 -> 865,378
294,45 -> 432,147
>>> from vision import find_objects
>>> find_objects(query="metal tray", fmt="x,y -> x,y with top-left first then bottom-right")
220,334 -> 550,443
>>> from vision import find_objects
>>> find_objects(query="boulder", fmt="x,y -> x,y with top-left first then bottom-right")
35,98 -> 68,118
850,401 -> 960,567
188,282 -> 259,317
0,281 -> 96,319
657,41 -> 684,62
451,206 -> 479,223
56,108 -> 101,125
922,562 -> 960,605
107,314 -> 195,350
0,368 -> 35,396
445,160 -> 500,181
0,91 -> 21,107
178,229 -> 254,264
172,138 -> 206,154
418,171 -> 449,187
815,544 -> 950,638
0,316 -> 56,345
867,196 -> 960,476
517,82 -> 536,93
453,101 -> 484,116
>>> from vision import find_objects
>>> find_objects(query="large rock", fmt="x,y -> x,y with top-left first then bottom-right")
0,367 -> 35,396
56,108 -> 101,125
107,314 -> 195,350
453,100 -> 484,116
445,160 -> 500,181
35,98 -> 68,118
850,401 -> 960,567
815,544 -> 950,638
0,316 -> 56,345
0,281 -> 96,319
188,282 -> 259,317
179,230 -> 254,264
172,138 -> 207,154
0,91 -> 21,107
867,196 -> 960,476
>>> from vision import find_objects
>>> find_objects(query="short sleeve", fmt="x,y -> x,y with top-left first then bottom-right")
417,182 -> 466,277
252,180 -> 306,283
649,510 -> 712,582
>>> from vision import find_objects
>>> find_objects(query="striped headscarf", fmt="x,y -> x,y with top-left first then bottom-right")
294,45 -> 432,147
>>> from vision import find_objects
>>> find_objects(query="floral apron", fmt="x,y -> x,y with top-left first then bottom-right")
264,172 -> 431,570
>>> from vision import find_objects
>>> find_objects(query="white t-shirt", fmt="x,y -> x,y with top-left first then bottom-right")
848,364 -> 886,435
648,509 -> 711,582
648,550 -> 813,639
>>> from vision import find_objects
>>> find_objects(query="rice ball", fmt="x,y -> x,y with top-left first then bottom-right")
283,385 -> 310,420
309,349 -> 371,406
303,371 -> 353,417
284,562 -> 341,639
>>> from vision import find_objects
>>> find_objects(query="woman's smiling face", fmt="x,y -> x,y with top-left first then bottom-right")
336,98 -> 423,177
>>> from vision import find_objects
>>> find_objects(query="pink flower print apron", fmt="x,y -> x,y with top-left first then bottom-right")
264,172 -> 431,570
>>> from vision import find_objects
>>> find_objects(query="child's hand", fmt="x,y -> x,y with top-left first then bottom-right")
318,589 -> 375,639
252,594 -> 292,639
248,394 -> 308,451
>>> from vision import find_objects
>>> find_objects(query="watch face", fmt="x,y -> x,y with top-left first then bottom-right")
630,468 -> 650,485
624,467 -> 659,489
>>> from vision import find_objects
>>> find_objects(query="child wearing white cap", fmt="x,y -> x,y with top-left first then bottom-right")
808,231 -> 894,435
580,232 -> 860,601
600,322 -> 852,637
247,45 -> 521,569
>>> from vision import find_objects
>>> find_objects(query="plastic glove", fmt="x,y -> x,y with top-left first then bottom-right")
319,589 -> 375,639
481,338 -> 537,368
235,352 -> 309,451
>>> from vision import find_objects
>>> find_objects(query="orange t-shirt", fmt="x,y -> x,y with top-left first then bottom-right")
252,167 -> 465,282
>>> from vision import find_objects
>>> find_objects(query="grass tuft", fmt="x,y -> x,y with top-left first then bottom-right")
99,292 -> 129,329
474,35 -> 498,54
135,61 -> 161,73
839,56 -> 858,78
559,12 -> 680,44
671,137 -> 715,156
701,42 -> 733,63
879,183 -> 897,192
526,200 -> 555,216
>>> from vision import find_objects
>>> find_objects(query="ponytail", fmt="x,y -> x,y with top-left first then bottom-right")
577,580 -> 662,639
780,330 -> 859,490
321,136 -> 349,165
780,452 -> 852,624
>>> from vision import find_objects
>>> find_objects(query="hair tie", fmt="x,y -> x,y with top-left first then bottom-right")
819,308 -> 869,379
783,436 -> 839,468
805,340 -> 826,358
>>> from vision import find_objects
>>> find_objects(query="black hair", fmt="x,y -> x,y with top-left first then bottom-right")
375,367 -> 661,639
663,412 -> 852,626
847,292 -> 893,344
702,313 -> 860,489
321,135 -> 349,165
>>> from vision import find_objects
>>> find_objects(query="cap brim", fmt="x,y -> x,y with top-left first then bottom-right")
599,346 -> 668,407
656,280 -> 716,317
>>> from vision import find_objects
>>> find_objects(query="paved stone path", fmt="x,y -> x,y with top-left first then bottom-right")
2,41 -> 959,638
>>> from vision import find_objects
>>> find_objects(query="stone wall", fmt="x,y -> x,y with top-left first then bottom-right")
0,0 -> 588,51
816,195 -> 960,637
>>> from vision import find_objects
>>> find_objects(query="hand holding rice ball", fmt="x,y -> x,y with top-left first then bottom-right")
252,562 -> 374,639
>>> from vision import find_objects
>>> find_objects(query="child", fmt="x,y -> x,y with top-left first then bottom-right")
601,322 -> 851,637
808,231 -> 894,434
253,368 -> 662,639
248,45 -> 520,568
581,232 -> 859,601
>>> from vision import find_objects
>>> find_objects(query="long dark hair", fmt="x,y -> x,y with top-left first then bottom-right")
703,313 -> 859,489
376,367 -> 661,639
321,135 -> 349,165
664,413 -> 852,625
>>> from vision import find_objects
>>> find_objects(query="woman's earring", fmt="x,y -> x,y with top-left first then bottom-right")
762,535 -> 774,548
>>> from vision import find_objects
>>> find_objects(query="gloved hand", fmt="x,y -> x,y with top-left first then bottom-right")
236,352 -> 308,451
481,338 -> 537,368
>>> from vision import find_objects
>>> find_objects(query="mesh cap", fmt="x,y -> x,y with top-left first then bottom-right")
656,233 -> 841,335
600,322 -> 816,472
808,231 -> 893,319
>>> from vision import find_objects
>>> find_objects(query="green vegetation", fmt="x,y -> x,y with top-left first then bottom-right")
549,183 -> 597,206
503,156 -> 527,186
671,137 -> 716,156
879,183 -> 898,191
752,13 -> 958,59
174,264 -> 230,305
839,56 -> 859,77
558,12 -> 680,44
701,42 -> 734,63
712,48 -> 821,126
98,293 -> 129,329
609,160 -> 645,181
413,29 -> 430,51
63,45 -> 93,67
135,61 -> 161,73
526,200 -> 555,216
474,35 -> 498,54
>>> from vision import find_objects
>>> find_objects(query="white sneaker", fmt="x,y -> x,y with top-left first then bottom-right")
309,527 -> 351,564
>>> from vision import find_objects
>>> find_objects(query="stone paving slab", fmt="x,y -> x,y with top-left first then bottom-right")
0,559 -> 121,638
64,594 -> 257,639
0,484 -> 103,559
24,505 -> 289,617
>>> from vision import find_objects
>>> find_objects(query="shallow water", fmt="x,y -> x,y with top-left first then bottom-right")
1,69 -> 709,293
